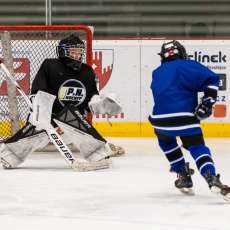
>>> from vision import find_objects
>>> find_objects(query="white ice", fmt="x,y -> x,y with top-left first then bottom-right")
0,138 -> 229,230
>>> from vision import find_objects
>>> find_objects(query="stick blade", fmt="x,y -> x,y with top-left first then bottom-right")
72,158 -> 111,172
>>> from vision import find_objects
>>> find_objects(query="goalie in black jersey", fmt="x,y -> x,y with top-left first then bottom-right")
0,34 -> 124,171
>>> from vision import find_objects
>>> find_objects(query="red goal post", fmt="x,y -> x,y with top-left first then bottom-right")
0,25 -> 93,141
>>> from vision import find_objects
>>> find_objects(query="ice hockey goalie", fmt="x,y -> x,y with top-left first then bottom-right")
0,34 -> 125,171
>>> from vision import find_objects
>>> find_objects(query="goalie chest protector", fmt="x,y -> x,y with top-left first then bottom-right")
31,58 -> 99,115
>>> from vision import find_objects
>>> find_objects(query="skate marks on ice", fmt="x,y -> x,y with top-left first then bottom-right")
0,138 -> 229,230
0,188 -> 228,230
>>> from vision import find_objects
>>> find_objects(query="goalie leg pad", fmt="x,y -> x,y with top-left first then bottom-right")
83,141 -> 126,162
53,106 -> 112,171
54,119 -> 112,170
86,142 -> 113,162
0,131 -> 49,169
0,143 -> 23,169
54,119 -> 109,160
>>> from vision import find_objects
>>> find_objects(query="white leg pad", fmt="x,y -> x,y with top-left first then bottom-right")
54,120 -> 112,170
86,143 -> 113,162
55,120 -> 108,159
0,132 -> 49,169
0,143 -> 23,169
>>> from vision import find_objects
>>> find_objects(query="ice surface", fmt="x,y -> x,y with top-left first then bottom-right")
0,138 -> 229,230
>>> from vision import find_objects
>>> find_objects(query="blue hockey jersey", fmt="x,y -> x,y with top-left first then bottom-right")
149,59 -> 219,136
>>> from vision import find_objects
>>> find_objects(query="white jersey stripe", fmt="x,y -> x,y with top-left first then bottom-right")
207,85 -> 219,91
164,145 -> 180,154
170,156 -> 184,165
153,124 -> 200,131
150,112 -> 195,119
195,154 -> 210,162
199,162 -> 214,173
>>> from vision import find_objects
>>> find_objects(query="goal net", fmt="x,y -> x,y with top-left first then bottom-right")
0,25 -> 93,142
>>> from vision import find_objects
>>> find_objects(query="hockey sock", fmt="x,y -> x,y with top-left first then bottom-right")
188,144 -> 216,176
158,138 -> 186,173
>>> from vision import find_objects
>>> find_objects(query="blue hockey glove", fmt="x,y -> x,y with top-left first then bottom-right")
195,97 -> 216,120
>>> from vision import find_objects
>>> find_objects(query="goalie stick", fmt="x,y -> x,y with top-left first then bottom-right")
0,60 -> 109,171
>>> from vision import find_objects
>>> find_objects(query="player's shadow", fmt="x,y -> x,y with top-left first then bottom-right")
148,192 -> 229,206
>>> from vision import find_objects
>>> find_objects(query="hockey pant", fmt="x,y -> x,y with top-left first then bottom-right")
0,107 -> 112,169
156,131 -> 216,176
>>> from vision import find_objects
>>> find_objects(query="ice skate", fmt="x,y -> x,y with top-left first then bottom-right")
204,172 -> 230,201
175,162 -> 194,195
108,143 -> 125,157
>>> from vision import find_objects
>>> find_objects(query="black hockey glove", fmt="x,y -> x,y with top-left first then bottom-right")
195,97 -> 216,120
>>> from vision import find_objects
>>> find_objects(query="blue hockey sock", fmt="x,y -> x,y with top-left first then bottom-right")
188,144 -> 216,176
158,138 -> 185,173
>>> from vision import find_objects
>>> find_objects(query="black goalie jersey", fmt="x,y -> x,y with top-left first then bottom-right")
31,59 -> 99,115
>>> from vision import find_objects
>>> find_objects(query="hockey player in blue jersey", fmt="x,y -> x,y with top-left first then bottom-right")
149,40 -> 230,201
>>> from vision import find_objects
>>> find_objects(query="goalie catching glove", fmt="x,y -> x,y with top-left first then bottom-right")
88,93 -> 122,115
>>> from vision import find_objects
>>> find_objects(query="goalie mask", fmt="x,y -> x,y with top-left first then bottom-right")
158,40 -> 188,62
56,34 -> 85,71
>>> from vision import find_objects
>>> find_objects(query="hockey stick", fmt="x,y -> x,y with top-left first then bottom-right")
0,60 -> 108,171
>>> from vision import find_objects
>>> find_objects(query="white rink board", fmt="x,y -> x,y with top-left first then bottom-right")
93,40 -> 141,122
0,39 -> 229,123
0,39 -> 229,137
93,39 -> 230,123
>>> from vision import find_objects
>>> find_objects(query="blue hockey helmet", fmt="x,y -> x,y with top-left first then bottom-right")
158,40 -> 188,62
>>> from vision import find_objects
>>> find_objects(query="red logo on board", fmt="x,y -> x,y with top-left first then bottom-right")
0,58 -> 30,95
92,50 -> 114,90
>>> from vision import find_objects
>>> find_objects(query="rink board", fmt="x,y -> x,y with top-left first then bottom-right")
0,121 -> 229,137
92,39 -> 230,137
93,122 -> 230,137
0,39 -> 230,137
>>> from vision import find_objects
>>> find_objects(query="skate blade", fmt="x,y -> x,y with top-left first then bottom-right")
210,186 -> 230,202
178,188 -> 195,195
72,159 -> 111,172
223,193 -> 230,202
210,186 -> 221,194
